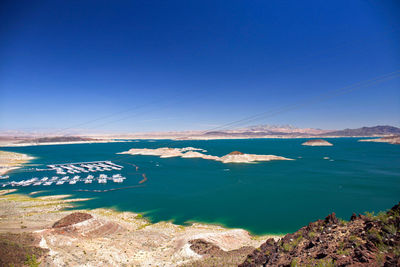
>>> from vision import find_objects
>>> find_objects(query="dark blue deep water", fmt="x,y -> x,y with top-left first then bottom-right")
1,138 -> 399,235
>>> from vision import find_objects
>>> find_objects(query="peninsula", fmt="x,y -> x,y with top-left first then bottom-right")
0,150 -> 34,176
358,135 -> 400,145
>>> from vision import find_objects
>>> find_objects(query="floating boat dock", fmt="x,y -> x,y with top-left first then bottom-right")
48,161 -> 123,174
1,173 -> 126,188
0,160 -> 128,188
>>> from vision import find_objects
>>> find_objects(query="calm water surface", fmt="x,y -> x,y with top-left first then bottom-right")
1,138 -> 399,235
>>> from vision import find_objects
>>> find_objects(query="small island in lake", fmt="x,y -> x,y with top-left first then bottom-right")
302,139 -> 333,146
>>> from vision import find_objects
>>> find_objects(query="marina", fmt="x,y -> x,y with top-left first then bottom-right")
0,173 -> 126,188
47,161 -> 123,174
0,161 -> 126,188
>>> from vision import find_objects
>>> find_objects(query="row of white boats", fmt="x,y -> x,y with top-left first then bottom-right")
48,161 -> 123,175
1,173 -> 126,188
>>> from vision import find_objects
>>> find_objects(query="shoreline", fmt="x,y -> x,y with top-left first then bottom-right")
0,139 -> 124,148
0,150 -> 35,176
0,190 -> 282,266
0,136 -> 386,147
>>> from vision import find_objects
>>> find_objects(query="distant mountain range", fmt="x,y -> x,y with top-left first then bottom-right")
199,125 -> 400,138
1,125 -> 400,143
322,125 -> 400,137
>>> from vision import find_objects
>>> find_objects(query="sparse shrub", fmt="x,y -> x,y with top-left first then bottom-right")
282,242 -> 292,252
25,255 -> 40,267
375,211 -> 389,223
383,224 -> 397,235
376,252 -> 385,265
338,218 -> 347,226
364,211 -> 375,219
336,249 -> 350,255
308,231 -> 316,238
290,258 -> 299,267
314,258 -> 335,267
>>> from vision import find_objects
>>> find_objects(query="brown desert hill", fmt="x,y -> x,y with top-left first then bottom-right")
52,212 -> 93,228
228,151 -> 245,155
240,202 -> 400,267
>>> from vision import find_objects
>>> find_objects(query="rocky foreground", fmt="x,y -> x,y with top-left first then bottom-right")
1,190 -> 399,266
240,203 -> 400,266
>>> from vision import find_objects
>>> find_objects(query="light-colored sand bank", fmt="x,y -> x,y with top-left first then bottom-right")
1,139 -> 122,147
0,150 -> 35,175
359,136 -> 400,145
301,139 -> 333,146
119,147 -> 292,163
0,191 -> 280,266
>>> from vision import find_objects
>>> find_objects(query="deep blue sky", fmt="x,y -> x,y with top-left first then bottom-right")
1,0 -> 399,133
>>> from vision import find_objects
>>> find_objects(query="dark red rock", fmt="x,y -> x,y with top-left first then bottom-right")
52,212 -> 93,228
324,213 -> 339,225
336,256 -> 353,266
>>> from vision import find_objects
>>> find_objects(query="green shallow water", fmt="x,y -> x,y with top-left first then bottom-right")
1,138 -> 399,235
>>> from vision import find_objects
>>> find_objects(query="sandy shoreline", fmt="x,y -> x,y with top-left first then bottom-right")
0,150 -> 35,176
0,139 -> 124,147
0,190 -> 281,266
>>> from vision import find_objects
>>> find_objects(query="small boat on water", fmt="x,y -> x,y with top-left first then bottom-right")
98,178 -> 107,184
43,181 -> 53,186
113,177 -> 125,183
84,179 -> 93,184
69,180 -> 77,185
56,180 -> 65,185
41,177 -> 49,181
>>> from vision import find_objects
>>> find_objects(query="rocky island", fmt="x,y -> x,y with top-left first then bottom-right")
119,147 -> 292,163
302,139 -> 333,146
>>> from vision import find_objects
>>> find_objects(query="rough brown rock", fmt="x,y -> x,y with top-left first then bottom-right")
228,151 -> 244,155
0,232 -> 49,267
52,212 -> 93,228
240,202 -> 400,266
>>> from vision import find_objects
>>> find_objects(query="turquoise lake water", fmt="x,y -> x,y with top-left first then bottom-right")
1,138 -> 399,235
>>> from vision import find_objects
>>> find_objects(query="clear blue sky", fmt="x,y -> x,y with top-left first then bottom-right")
0,0 -> 399,133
